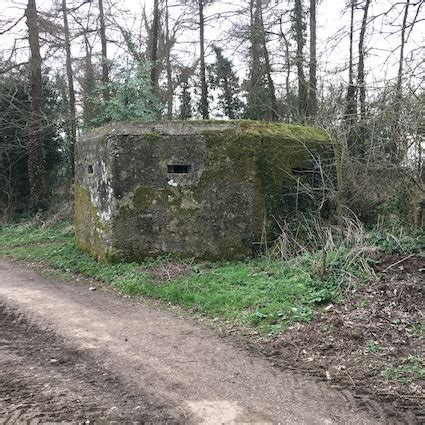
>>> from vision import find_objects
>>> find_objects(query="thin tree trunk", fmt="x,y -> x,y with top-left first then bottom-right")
247,0 -> 263,120
357,0 -> 371,122
257,0 -> 278,121
150,0 -> 160,92
279,16 -> 292,121
294,0 -> 307,121
199,0 -> 209,119
83,37 -> 96,126
392,0 -> 410,159
62,0 -> 76,177
344,0 -> 356,126
165,0 -> 173,119
98,0 -> 109,102
25,0 -> 47,208
307,0 -> 317,119
250,0 -> 261,89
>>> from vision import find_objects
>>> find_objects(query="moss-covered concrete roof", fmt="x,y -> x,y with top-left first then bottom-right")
82,120 -> 330,144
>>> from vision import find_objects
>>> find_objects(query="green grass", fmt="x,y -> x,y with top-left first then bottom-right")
367,231 -> 425,255
0,221 -> 370,334
382,356 -> 425,384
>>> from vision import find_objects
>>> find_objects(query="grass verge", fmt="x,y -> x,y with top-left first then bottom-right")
0,220 -> 376,334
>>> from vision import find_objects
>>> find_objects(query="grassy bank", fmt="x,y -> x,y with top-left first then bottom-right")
0,220 -> 379,334
2,219 -> 423,423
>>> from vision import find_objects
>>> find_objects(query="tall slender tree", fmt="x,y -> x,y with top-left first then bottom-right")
257,0 -> 278,121
344,0 -> 357,128
391,0 -> 411,159
150,0 -> 160,92
98,0 -> 109,101
247,0 -> 262,117
165,0 -> 173,119
357,0 -> 371,122
25,0 -> 47,208
307,0 -> 317,119
82,35 -> 97,126
293,0 -> 308,121
62,0 -> 76,174
198,0 -> 209,119
245,0 -> 275,120
278,15 -> 293,121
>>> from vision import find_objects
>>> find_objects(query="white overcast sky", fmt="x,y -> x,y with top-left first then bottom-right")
1,0 -> 424,95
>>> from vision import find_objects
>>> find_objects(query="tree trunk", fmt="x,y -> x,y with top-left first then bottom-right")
98,0 -> 109,102
344,0 -> 357,127
392,0 -> 411,159
250,0 -> 261,89
150,0 -> 160,92
25,0 -> 47,209
294,0 -> 307,121
62,0 -> 76,177
278,16 -> 292,121
246,0 -> 264,120
199,0 -> 209,119
165,0 -> 173,119
83,37 -> 97,126
307,0 -> 317,119
357,0 -> 371,122
257,0 -> 278,121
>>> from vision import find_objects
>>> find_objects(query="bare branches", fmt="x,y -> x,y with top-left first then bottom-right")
0,15 -> 25,35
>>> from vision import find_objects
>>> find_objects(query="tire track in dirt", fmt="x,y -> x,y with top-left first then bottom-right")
0,303 -> 183,424
0,259 -> 384,424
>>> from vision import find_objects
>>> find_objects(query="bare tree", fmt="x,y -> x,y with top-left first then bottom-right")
98,0 -> 108,101
307,0 -> 317,119
25,0 -> 47,208
391,0 -> 411,159
198,0 -> 209,119
62,0 -> 76,173
344,0 -> 357,128
71,1 -> 98,126
357,0 -> 371,123
293,0 -> 308,120
82,36 -> 97,125
257,0 -> 278,121
150,0 -> 160,92
164,0 -> 173,119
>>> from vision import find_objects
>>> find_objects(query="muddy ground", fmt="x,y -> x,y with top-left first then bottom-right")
0,303 -> 182,424
260,255 -> 424,424
0,256 -> 423,423
0,259 -> 382,424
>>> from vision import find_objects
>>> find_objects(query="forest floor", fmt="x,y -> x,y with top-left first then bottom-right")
259,254 -> 424,424
0,221 -> 423,423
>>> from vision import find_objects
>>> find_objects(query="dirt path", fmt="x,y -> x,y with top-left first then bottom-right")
0,259 -> 382,424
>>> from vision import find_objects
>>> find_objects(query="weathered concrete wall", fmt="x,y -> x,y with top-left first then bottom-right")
75,121 -> 331,261
74,127 -> 115,261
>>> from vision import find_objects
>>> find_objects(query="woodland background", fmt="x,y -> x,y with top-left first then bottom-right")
0,0 -> 424,230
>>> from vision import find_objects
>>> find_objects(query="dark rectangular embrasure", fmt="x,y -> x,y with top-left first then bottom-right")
167,164 -> 191,173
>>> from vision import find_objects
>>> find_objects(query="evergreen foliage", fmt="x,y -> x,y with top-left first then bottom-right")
90,61 -> 159,126
244,73 -> 274,120
209,45 -> 243,119
0,67 -> 65,218
179,80 -> 193,120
